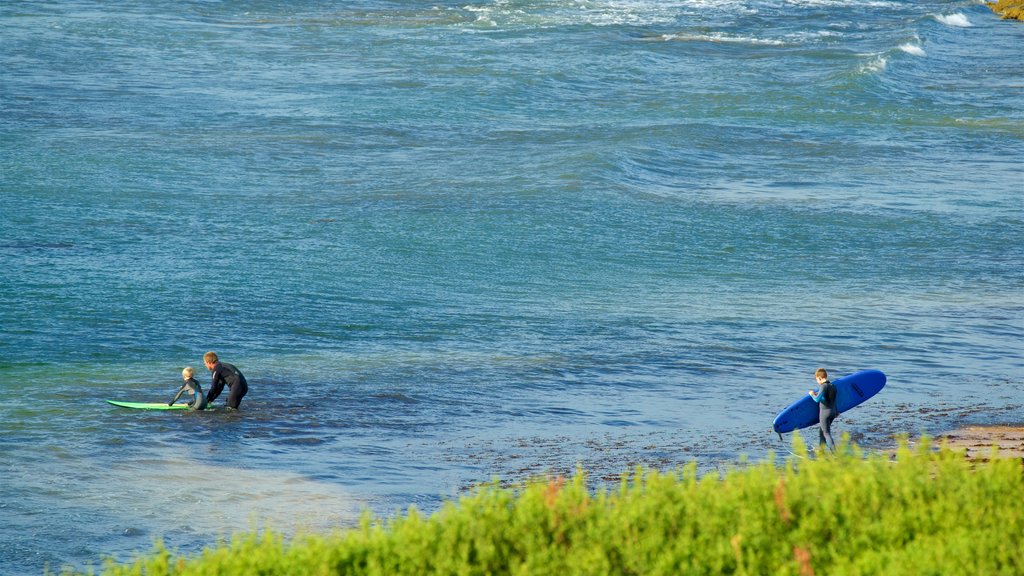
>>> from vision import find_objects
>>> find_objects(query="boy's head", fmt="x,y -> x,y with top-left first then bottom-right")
182,366 -> 194,380
815,368 -> 829,382
203,351 -> 219,370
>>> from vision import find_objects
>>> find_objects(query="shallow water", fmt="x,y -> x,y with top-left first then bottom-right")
1,0 -> 1022,573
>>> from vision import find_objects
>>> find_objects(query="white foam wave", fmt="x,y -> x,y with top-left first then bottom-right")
784,30 -> 841,42
460,1 -> 682,28
859,55 -> 887,74
899,43 -> 926,57
660,32 -> 788,46
786,0 -> 900,7
935,13 -> 972,27
459,0 -> 762,29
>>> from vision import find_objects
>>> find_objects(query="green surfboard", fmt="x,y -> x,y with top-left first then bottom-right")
106,400 -> 204,410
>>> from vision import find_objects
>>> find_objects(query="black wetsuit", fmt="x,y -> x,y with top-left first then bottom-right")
815,379 -> 838,452
206,361 -> 248,409
170,377 -> 208,410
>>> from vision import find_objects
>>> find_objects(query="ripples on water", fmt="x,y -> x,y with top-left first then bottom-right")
1,1 -> 1022,573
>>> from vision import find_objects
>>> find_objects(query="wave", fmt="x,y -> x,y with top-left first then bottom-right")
858,55 -> 888,74
783,0 -> 901,7
658,32 -> 789,46
852,38 -> 924,77
460,0 -> 686,29
934,13 -> 972,27
898,43 -> 926,57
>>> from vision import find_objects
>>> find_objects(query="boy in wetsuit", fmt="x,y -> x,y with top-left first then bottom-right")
203,351 -> 248,409
169,366 -> 208,410
809,367 -> 837,452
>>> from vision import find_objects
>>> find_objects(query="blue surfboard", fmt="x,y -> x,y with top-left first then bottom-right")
772,369 -> 886,434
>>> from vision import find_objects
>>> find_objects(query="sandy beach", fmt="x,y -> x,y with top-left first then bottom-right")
937,426 -> 1024,460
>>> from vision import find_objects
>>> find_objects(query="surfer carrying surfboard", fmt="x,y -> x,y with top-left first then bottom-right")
809,368 -> 838,452
203,351 -> 249,409
169,366 -> 208,410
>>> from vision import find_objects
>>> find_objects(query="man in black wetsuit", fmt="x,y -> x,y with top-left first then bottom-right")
203,351 -> 249,409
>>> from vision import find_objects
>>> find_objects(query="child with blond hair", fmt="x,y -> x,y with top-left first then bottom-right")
169,366 -> 208,410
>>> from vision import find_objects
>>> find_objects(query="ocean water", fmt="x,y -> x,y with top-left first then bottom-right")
1,0 -> 1022,573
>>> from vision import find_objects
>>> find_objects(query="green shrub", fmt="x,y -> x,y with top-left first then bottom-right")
73,436 -> 1024,576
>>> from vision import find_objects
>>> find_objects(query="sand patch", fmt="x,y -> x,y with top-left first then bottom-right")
937,426 -> 1024,459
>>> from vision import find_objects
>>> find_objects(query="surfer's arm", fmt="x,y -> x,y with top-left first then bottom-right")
809,389 -> 823,402
169,385 -> 187,406
206,371 -> 225,403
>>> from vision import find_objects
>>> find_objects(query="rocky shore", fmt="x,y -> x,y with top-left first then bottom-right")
988,0 -> 1024,20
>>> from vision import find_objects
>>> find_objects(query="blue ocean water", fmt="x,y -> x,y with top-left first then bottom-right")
1,0 -> 1022,572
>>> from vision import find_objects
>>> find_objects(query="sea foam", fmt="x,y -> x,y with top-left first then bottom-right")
859,55 -> 888,74
935,13 -> 972,27
899,43 -> 926,57
661,32 -> 788,46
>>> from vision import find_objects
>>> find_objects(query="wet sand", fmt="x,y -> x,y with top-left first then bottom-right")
936,426 -> 1024,460
448,423 -> 1024,490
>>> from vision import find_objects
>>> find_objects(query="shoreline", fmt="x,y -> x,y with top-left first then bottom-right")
470,421 -> 1024,488
988,0 -> 1024,20
936,425 -> 1024,459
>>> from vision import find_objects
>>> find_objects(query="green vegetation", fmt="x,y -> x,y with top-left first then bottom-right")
989,0 -> 1024,20
75,437 -> 1023,576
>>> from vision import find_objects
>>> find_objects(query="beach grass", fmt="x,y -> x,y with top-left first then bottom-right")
69,435 -> 1023,576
